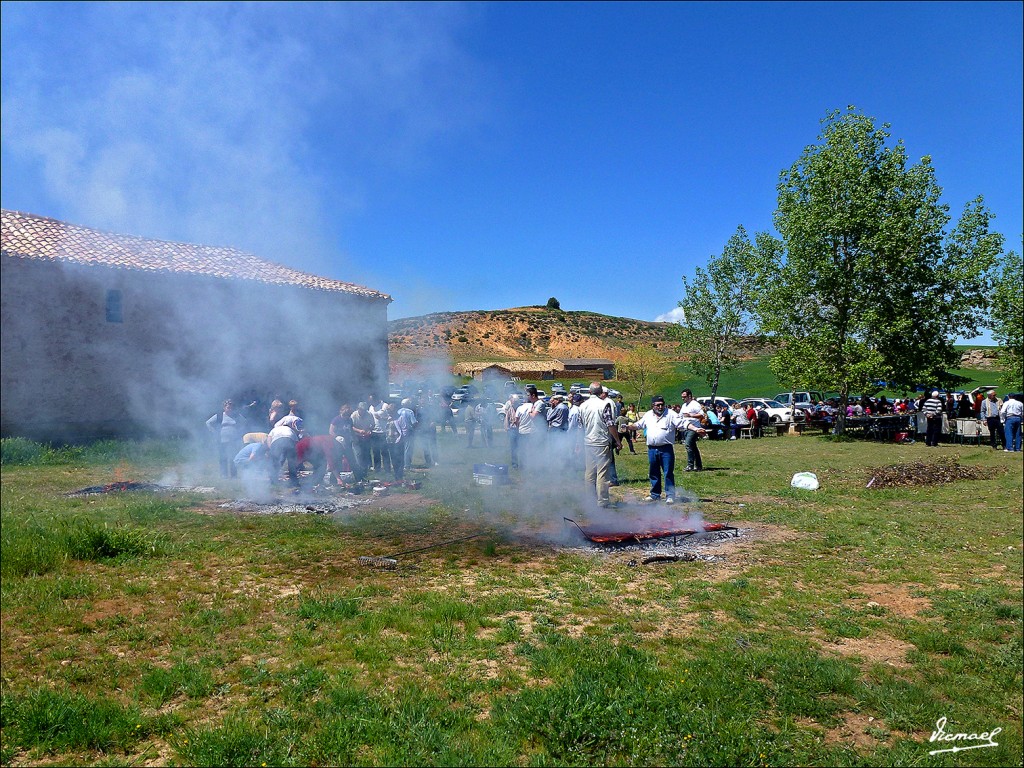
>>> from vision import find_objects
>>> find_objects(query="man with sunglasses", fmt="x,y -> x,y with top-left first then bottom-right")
631,395 -> 683,503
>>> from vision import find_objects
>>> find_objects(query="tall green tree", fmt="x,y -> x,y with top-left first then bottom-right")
678,226 -> 769,401
991,250 -> 1023,389
756,108 -> 1004,433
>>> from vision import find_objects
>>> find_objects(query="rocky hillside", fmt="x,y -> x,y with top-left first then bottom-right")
388,307 -> 680,362
388,306 -> 773,363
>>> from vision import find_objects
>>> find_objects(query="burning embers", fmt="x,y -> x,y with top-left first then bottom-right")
564,515 -> 737,545
218,497 -> 369,515
561,504 -> 739,552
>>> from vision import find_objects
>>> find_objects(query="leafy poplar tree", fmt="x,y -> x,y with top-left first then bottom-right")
678,226 -> 769,401
617,344 -> 672,408
756,108 -> 1004,434
991,251 -> 1023,389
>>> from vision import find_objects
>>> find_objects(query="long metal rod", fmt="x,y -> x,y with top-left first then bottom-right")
380,532 -> 484,559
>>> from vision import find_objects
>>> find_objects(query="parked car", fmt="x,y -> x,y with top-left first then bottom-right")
737,398 -> 796,424
551,382 -> 567,394
451,383 -> 479,403
388,382 -> 402,399
774,391 -> 824,408
969,385 -> 1000,397
569,383 -> 587,394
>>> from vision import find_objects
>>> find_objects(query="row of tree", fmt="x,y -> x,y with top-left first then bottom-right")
673,107 -> 1021,435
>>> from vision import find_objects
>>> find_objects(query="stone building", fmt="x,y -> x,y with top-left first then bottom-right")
1,210 -> 391,441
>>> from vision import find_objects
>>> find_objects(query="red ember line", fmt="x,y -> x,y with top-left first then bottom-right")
563,517 -> 737,544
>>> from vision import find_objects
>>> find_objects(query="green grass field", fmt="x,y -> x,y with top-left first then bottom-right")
1,432 -> 1021,766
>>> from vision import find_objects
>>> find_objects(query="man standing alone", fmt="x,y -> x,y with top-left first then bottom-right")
579,382 -> 621,508
679,389 -> 708,471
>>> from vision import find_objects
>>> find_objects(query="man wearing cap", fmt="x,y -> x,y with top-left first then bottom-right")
579,381 -> 622,507
922,390 -> 945,447
631,395 -> 683,503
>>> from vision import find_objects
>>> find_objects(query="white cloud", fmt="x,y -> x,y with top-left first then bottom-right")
654,306 -> 685,324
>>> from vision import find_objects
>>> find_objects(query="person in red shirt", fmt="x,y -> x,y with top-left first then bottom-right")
296,435 -> 346,487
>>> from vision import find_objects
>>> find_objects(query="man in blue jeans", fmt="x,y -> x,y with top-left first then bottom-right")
1000,393 -> 1024,452
679,389 -> 709,471
630,395 -> 684,504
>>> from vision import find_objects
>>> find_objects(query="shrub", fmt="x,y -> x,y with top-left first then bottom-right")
65,519 -> 171,562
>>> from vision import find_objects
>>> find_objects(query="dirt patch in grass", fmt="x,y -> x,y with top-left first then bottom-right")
697,521 -> 808,582
823,635 -> 914,669
855,583 -> 933,619
82,598 -> 147,624
821,712 -> 890,749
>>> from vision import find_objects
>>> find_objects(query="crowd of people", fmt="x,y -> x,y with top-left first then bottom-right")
205,383 -> 1024,498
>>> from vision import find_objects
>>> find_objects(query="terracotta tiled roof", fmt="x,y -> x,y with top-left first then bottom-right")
1,209 -> 391,302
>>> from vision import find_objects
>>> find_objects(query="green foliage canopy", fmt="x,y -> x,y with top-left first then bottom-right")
756,108 -> 1003,429
991,250 -> 1023,389
678,226 -> 771,400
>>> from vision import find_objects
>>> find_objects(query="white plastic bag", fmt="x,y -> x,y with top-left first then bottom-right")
790,472 -> 820,491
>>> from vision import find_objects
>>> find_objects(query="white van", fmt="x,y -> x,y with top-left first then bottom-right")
774,391 -> 823,408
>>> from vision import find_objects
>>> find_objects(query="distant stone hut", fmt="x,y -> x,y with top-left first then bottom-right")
453,358 -> 616,382
1,210 -> 392,441
558,358 -> 616,381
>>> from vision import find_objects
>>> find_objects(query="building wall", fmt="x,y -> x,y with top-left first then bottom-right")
1,256 -> 389,441
563,366 -> 615,380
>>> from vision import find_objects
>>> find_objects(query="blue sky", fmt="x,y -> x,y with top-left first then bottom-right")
2,1 -> 1021,338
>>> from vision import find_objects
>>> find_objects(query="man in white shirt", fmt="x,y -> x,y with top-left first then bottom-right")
679,389 -> 708,471
503,394 -> 522,468
999,393 -> 1023,452
515,385 -> 548,471
631,395 -> 683,503
579,382 -> 621,507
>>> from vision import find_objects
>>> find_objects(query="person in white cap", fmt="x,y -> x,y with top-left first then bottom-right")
922,390 -> 944,447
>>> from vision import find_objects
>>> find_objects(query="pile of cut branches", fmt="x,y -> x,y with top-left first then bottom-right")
864,457 -> 997,489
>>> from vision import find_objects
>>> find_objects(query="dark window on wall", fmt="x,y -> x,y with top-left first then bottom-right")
106,289 -> 123,323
